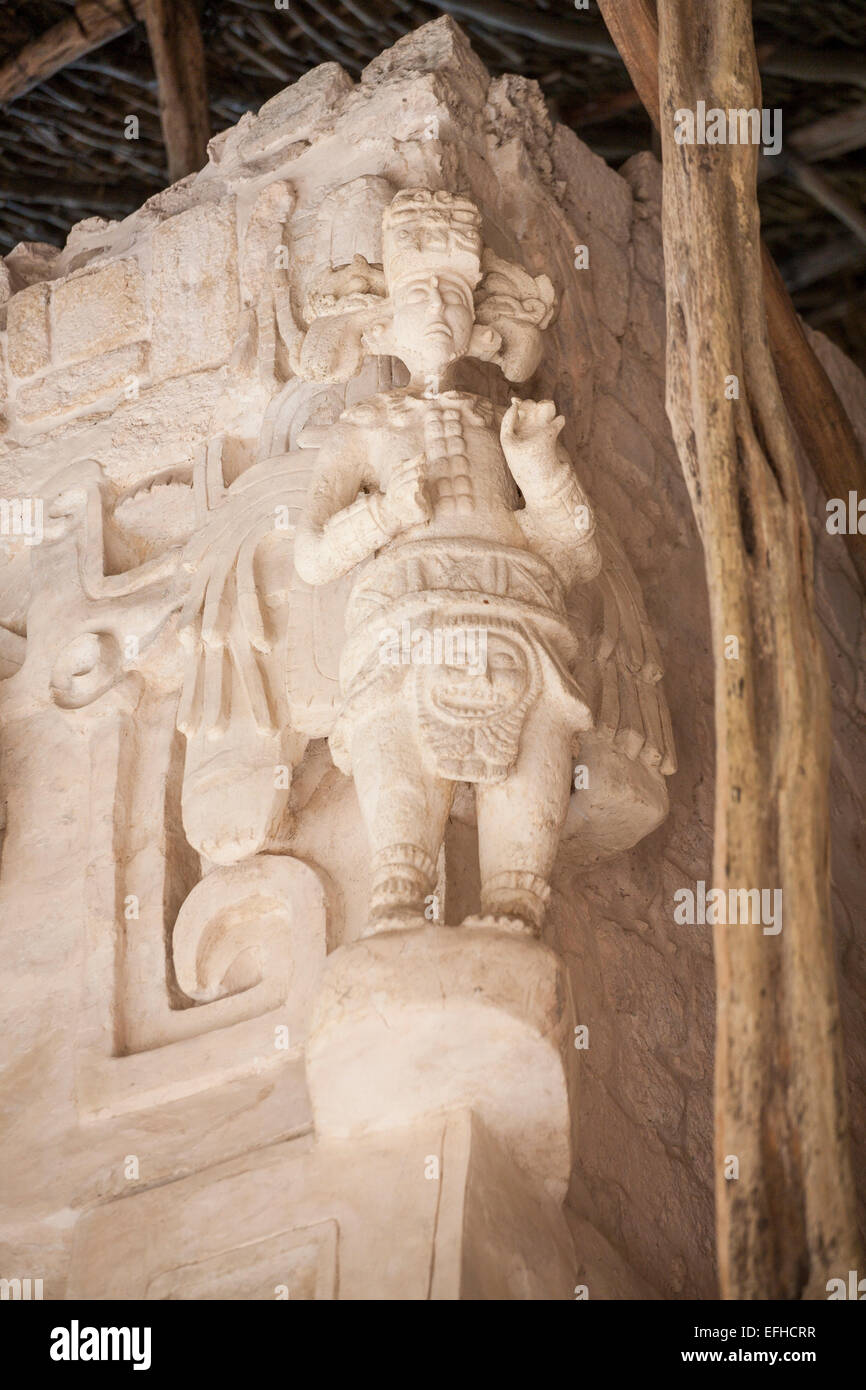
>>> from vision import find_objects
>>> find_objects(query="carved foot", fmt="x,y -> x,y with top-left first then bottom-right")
360,912 -> 429,939
480,870 -> 551,934
461,912 -> 539,938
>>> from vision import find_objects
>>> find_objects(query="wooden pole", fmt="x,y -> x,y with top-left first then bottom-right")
600,0 -> 861,1298
0,0 -> 147,107
143,0 -> 210,183
598,0 -> 866,593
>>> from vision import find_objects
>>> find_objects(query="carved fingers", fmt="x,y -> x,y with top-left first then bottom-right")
380,453 -> 432,531
500,398 -> 565,474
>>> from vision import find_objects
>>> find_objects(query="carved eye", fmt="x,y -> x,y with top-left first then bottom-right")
405,285 -> 428,303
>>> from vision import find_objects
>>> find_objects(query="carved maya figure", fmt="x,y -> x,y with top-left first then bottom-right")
293,187 -> 601,936
175,184 -> 673,942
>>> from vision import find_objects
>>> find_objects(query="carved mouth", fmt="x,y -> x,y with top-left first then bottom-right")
431,686 -> 513,719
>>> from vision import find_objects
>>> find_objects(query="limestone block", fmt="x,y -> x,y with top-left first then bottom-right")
360,14 -> 490,111
631,218 -> 665,289
3,239 -> 61,289
68,1110 -> 575,1299
204,61 -> 352,175
553,123 -> 634,246
623,155 -> 666,291
16,343 -> 146,423
305,926 -> 576,1199
484,74 -> 557,189
52,259 -> 146,365
589,226 -> 632,339
150,202 -> 239,381
6,282 -> 50,378
105,369 -> 231,482
591,393 -> 656,495
626,271 -> 667,367
237,62 -> 353,165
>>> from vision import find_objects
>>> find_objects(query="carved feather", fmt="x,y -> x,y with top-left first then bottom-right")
568,510 -> 676,776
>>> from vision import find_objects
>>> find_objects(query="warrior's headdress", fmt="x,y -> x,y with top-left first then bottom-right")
382,189 -> 483,290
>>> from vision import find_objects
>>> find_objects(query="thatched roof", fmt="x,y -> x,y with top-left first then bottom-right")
0,0 -> 864,367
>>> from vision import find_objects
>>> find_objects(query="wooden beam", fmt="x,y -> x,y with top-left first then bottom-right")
0,0 -> 147,107
598,0 -> 866,592
760,103 -> 866,183
430,1 -> 618,55
594,0 -> 661,123
789,102 -> 866,163
0,175 -> 149,212
783,152 -> 866,248
758,43 -> 866,91
780,235 -> 866,295
599,0 -> 862,1300
142,0 -> 210,183
661,0 -> 860,1299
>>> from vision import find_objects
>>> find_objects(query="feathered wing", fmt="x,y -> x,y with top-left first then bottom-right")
176,446 -> 352,863
560,510 -> 676,868
568,510 -> 676,775
177,450 -> 349,743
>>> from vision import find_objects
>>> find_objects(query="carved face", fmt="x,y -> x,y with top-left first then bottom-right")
390,270 -> 476,373
413,629 -> 540,784
428,635 -> 528,722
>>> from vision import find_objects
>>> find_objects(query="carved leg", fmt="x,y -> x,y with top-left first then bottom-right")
349,705 -> 454,931
473,701 -> 573,935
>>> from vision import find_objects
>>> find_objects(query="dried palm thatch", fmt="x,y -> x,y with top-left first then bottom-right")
0,0 -> 863,370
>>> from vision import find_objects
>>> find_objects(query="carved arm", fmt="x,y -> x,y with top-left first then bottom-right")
500,398 -> 601,585
294,424 -> 430,586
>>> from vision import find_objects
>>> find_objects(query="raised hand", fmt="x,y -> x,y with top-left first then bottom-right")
500,398 -> 565,470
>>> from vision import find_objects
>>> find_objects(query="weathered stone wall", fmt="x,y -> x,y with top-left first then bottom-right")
0,17 -> 863,1299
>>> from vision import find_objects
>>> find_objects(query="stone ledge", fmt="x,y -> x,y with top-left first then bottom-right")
306,924 -> 575,1200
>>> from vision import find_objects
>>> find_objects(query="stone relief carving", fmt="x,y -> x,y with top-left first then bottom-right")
292,186 -> 603,937
0,18 -> 712,1299
171,183 -> 675,945
0,172 -> 674,1137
